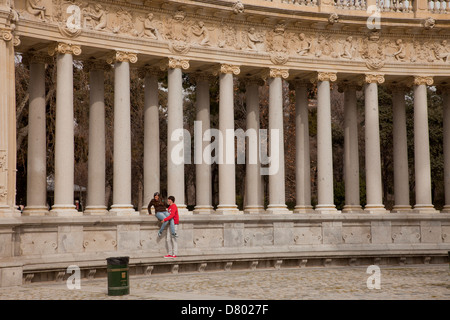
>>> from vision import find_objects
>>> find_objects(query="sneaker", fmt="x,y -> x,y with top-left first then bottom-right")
172,233 -> 178,238
164,255 -> 173,258
170,255 -> 177,258
157,231 -> 162,237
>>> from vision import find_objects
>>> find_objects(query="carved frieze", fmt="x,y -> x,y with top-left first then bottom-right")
10,0 -> 450,71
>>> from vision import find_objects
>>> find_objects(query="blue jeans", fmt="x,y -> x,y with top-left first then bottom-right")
155,211 -> 176,235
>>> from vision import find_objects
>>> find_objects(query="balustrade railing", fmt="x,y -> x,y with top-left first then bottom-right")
376,0 -> 413,12
334,0 -> 367,10
428,0 -> 450,13
280,0 -> 318,6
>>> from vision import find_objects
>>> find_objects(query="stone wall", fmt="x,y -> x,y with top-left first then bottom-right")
1,214 -> 449,286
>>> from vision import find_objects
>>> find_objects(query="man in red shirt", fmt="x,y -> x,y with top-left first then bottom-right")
163,195 -> 179,258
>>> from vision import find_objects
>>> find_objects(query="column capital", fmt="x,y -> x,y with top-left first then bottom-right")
83,58 -> 111,73
48,42 -> 82,57
138,65 -> 164,79
288,78 -> 313,90
106,50 -> 138,64
22,49 -> 53,66
337,80 -> 362,93
436,82 -> 450,95
159,58 -> 190,71
1,28 -> 12,42
362,73 -> 385,85
264,68 -> 289,80
413,76 -> 434,86
219,64 -> 240,76
190,71 -> 216,84
311,72 -> 337,83
384,81 -> 411,94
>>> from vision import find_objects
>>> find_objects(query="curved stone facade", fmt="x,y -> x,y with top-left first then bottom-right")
0,0 -> 450,286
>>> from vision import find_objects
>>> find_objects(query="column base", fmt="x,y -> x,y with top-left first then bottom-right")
84,206 -> 108,215
391,205 -> 412,213
22,206 -> 49,216
243,206 -> 265,214
293,205 -> 315,214
441,205 -> 450,213
0,205 -> 21,217
413,205 -> 438,214
315,204 -> 340,214
266,205 -> 290,214
193,206 -> 214,214
342,205 -> 364,213
49,205 -> 82,216
364,205 -> 389,214
177,205 -> 192,215
108,205 -> 137,216
215,205 -> 240,215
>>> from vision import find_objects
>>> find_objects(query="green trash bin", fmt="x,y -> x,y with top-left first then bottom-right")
107,256 -> 130,296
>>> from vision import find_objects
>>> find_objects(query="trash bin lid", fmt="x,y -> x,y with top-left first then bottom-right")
107,256 -> 130,265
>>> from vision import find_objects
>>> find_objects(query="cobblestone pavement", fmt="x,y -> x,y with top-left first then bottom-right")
0,264 -> 448,300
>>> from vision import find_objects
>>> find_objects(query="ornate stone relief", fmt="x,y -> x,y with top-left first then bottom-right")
11,0 -> 450,70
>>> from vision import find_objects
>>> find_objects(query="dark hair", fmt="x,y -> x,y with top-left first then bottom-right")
168,196 -> 175,202
154,192 -> 160,197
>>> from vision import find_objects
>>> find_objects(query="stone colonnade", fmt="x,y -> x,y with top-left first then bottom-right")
10,42 -> 450,216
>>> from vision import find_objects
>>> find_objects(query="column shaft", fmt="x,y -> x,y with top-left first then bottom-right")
266,76 -> 288,213
413,78 -> 436,212
23,60 -> 48,215
194,77 -> 213,214
364,76 -> 387,213
216,67 -> 239,214
167,66 -> 187,212
51,51 -> 79,215
143,71 -> 160,213
110,59 -> 135,215
391,88 -> 411,212
443,87 -> 450,213
244,80 -> 264,213
343,85 -> 362,212
293,82 -> 313,213
315,73 -> 338,213
85,64 -> 107,215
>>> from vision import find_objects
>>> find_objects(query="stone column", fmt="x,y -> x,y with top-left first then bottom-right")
314,72 -> 338,213
266,69 -> 289,214
192,73 -> 214,214
0,28 -> 20,217
441,84 -> 450,213
22,51 -> 49,216
48,43 -> 82,216
363,74 -> 388,213
340,82 -> 363,213
413,76 -> 436,213
216,64 -> 240,214
391,84 -> 411,212
244,77 -> 265,214
140,66 -> 162,214
166,58 -> 189,214
107,51 -> 137,215
291,80 -> 313,213
84,59 -> 109,215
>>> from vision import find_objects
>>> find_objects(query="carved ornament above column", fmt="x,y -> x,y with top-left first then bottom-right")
337,80 -> 362,93
362,74 -> 385,85
83,58 -> 111,72
106,51 -> 138,64
311,72 -> 337,84
22,50 -> 53,65
413,76 -> 434,86
219,64 -> 240,75
265,68 -> 289,80
137,65 -> 165,79
1,29 -> 13,42
48,43 -> 82,57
